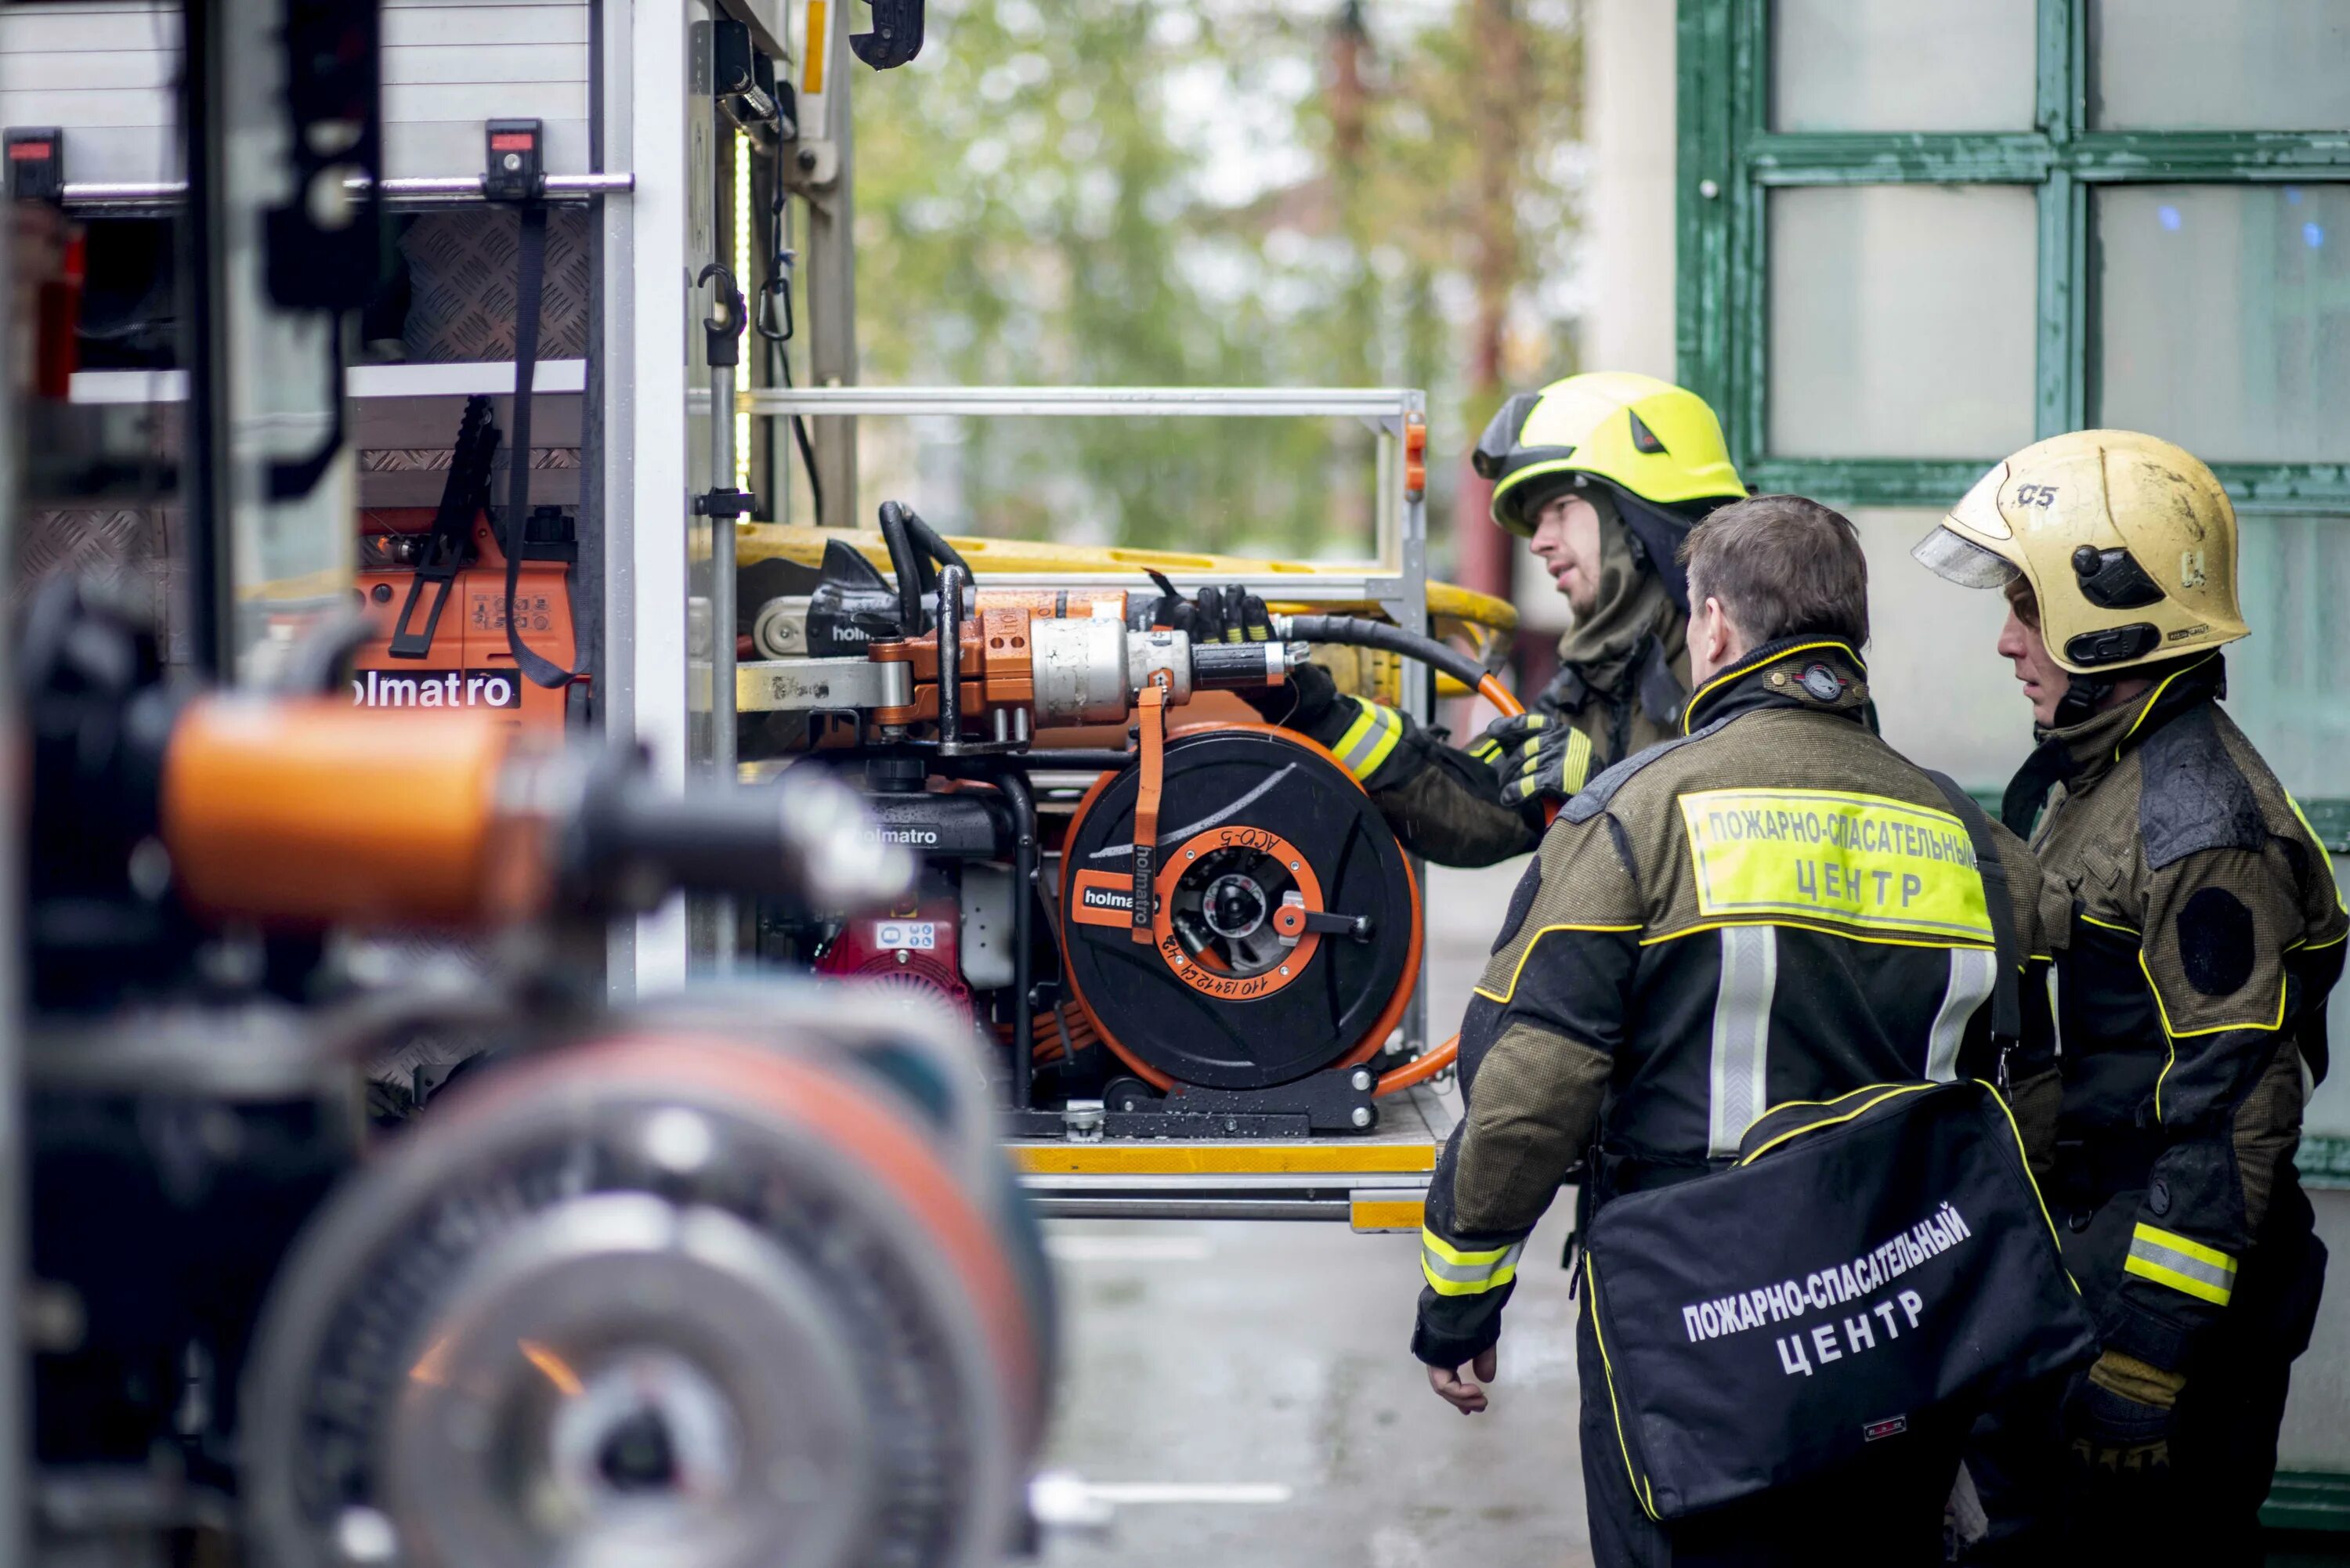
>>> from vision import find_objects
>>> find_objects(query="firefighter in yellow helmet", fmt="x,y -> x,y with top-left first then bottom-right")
1914,431 -> 2345,1563
1159,374 -> 1748,865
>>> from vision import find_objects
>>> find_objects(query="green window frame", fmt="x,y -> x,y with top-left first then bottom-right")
1674,0 -> 2350,850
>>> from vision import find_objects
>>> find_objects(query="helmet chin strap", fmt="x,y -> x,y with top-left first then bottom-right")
2051,670 -> 2116,729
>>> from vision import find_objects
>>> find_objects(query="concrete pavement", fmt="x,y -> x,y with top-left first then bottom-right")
1036,861 -> 1600,1567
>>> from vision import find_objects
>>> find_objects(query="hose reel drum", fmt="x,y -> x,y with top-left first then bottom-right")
1058,724 -> 1421,1093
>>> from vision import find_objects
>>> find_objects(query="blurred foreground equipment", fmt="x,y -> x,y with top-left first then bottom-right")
20,580 -> 1050,1568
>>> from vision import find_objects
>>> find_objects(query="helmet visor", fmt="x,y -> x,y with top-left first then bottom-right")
1472,392 -> 1543,480
1911,526 -> 2020,590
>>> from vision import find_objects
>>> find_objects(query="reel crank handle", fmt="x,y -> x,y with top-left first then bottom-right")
1297,909 -> 1371,941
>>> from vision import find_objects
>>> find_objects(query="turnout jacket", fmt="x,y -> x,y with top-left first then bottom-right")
1412,640 -> 2059,1367
1328,580 -> 1690,869
2007,654 -> 2347,1375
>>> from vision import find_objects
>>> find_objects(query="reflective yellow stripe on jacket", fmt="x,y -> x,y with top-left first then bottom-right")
1420,1229 -> 1524,1297
2124,1222 -> 2237,1306
1332,699 -> 1405,783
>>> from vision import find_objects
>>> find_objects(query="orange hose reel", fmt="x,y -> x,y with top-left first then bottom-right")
1057,718 -> 1423,1097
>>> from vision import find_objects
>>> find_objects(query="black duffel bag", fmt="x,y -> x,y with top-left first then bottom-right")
1582,1078 -> 2096,1522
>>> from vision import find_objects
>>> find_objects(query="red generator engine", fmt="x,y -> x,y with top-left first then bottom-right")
811,768 -> 1023,1034
812,871 -> 974,1025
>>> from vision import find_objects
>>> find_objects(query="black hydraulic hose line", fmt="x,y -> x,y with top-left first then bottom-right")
902,508 -> 971,578
1282,614 -> 1491,694
878,500 -> 927,635
754,150 -> 824,522
879,501 -> 973,638
994,766 -> 1038,1111
776,352 -> 823,522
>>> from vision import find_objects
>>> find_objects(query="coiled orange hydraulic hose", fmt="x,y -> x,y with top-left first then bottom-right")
1372,672 -> 1542,1100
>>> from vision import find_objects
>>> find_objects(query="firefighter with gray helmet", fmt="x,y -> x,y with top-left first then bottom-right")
1414,497 -> 2063,1563
1160,374 -> 1747,865
1914,430 -> 2346,1561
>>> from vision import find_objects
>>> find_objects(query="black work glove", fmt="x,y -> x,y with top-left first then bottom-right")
1477,712 -> 1595,814
1250,656 -> 1343,732
2066,1350 -> 2182,1479
1148,580 -> 1273,645
1141,578 -> 1316,727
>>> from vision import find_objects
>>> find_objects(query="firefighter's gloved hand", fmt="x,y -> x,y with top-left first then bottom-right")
1191,583 -> 1274,644
1247,656 -> 1342,732
2066,1351 -> 2182,1477
1471,712 -> 1541,780
1141,582 -> 1380,766
1141,580 -> 1271,644
1481,712 -> 1595,811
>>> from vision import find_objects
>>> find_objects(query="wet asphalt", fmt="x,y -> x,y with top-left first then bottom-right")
1034,861 -> 1600,1568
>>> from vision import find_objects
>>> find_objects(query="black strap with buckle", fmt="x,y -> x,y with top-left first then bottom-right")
484,119 -> 573,692
387,396 -> 497,659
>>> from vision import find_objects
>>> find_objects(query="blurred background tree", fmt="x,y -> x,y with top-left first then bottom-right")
826,0 -> 1582,582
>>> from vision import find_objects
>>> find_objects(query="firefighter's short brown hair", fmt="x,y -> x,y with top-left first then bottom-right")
1677,494 -> 1870,650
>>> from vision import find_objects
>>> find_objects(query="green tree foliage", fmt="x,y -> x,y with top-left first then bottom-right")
835,0 -> 1580,571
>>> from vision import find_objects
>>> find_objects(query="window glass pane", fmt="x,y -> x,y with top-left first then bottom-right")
2226,515 -> 2350,803
2091,0 -> 2350,130
1849,508 -> 2034,787
1769,186 -> 2038,459
1773,0 -> 2037,132
2096,185 -> 2350,464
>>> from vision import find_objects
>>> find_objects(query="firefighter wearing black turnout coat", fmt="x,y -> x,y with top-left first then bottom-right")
1166,374 -> 1747,867
1415,497 -> 2059,1566
1916,431 -> 2347,1563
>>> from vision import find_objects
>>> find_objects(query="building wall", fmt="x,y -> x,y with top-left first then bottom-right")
1513,0 -> 1683,634
1584,0 -> 1679,383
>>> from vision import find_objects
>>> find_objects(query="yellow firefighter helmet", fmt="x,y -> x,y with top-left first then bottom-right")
1473,372 -> 1745,538
1913,429 -> 2247,676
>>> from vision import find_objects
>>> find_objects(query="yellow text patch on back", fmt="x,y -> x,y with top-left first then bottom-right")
1677,788 -> 1993,945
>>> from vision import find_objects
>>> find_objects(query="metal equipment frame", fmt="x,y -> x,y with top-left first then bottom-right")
725,384 -> 1448,1224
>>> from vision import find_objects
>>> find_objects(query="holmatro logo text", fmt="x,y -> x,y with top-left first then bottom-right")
351,670 -> 523,710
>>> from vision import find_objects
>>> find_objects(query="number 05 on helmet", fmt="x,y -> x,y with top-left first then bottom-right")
1912,429 -> 2247,675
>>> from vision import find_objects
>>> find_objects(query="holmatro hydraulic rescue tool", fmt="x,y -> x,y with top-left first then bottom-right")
744,502 -> 1524,1139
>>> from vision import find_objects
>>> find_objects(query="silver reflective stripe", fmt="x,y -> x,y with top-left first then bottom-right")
1707,925 -> 1778,1156
1926,947 -> 1998,1082
1420,1241 -> 1524,1287
2046,964 -> 2063,1059
2125,1223 -> 2237,1305
1332,703 -> 1401,778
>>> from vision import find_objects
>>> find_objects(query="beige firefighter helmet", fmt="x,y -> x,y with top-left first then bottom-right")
1912,429 -> 2247,676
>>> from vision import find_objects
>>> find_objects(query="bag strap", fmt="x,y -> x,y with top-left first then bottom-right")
502,201 -> 573,690
1922,769 -> 2022,1054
